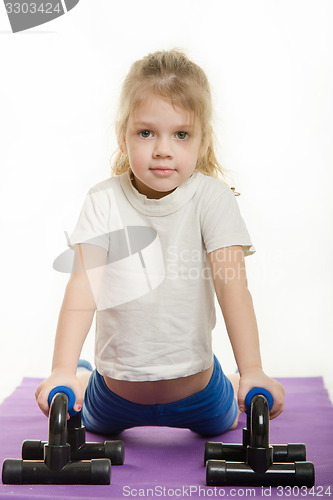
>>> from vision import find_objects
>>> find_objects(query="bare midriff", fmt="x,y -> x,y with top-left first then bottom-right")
103,362 -> 214,405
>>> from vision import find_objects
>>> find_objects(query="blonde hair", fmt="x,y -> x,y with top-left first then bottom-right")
111,49 -> 227,180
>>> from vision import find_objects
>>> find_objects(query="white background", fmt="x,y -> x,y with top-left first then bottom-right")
0,0 -> 332,404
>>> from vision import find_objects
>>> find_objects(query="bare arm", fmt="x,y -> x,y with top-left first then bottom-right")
209,245 -> 284,419
36,243 -> 107,416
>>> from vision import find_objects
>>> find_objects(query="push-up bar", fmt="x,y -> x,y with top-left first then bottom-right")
2,386 -> 124,484
205,388 -> 315,487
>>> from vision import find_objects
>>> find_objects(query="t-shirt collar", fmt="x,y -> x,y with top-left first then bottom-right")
119,169 -> 201,216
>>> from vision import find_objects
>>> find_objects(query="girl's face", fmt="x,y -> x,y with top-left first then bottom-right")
122,95 -> 207,199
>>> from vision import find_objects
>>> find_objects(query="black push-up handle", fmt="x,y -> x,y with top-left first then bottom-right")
21,411 -> 124,464
21,400 -> 124,465
2,386 -> 122,484
205,387 -> 315,487
205,387 -> 306,464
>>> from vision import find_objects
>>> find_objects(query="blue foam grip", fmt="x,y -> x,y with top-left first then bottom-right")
48,386 -> 77,416
245,387 -> 274,416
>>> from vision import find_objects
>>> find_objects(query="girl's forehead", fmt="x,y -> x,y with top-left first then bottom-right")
131,95 -> 196,125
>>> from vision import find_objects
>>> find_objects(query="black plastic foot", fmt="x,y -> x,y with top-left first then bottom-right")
206,459 -> 315,487
204,441 -> 306,464
2,458 -> 111,485
22,439 -> 125,465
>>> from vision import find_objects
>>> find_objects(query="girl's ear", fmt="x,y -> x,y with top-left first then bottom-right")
119,135 -> 128,154
200,126 -> 212,158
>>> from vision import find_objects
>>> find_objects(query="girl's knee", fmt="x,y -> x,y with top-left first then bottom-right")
229,411 -> 240,430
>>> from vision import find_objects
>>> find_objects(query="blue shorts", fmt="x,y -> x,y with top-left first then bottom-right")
82,355 -> 238,437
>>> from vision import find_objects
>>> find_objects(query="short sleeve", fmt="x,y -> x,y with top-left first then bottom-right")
69,189 -> 109,250
201,187 -> 255,257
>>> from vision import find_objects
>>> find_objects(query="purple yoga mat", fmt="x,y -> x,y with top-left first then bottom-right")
0,377 -> 332,499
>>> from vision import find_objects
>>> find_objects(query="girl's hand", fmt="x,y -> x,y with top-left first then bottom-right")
237,368 -> 285,420
35,369 -> 84,418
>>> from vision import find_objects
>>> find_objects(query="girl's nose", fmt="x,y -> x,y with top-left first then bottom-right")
153,137 -> 173,158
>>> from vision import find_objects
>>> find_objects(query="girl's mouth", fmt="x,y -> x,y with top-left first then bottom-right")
150,167 -> 175,176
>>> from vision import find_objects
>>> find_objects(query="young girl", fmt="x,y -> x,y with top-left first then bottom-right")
36,50 -> 285,436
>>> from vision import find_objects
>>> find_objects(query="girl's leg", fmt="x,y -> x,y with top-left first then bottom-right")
227,373 -> 240,430
77,370 -> 92,393
165,359 -> 240,436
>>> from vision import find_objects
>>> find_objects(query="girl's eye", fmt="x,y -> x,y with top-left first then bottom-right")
175,131 -> 188,140
139,130 -> 152,138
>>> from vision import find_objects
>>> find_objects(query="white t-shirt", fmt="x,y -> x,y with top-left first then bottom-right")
70,170 -> 255,381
